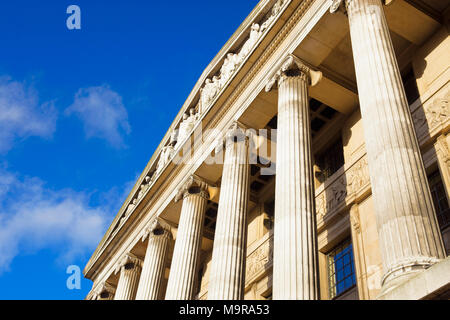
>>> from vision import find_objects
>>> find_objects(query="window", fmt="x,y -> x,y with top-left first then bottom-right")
327,239 -> 356,299
315,137 -> 345,182
428,170 -> 450,230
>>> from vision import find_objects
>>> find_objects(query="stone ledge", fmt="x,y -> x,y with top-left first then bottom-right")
377,256 -> 450,300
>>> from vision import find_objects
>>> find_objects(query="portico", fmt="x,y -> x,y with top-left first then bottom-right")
84,0 -> 450,301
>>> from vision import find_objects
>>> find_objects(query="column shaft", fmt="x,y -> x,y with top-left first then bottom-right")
346,0 -> 446,286
273,72 -> 319,300
114,260 -> 142,300
208,127 -> 250,300
165,190 -> 207,299
136,222 -> 172,300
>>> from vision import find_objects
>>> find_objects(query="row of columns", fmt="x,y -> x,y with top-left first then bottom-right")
98,0 -> 446,300
105,128 -> 252,300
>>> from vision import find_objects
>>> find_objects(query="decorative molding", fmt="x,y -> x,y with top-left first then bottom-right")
412,88 -> 449,143
245,233 -> 273,285
347,157 -> 370,196
315,154 -> 370,223
265,54 -> 322,92
115,174 -> 154,230
174,107 -> 200,150
155,145 -> 176,174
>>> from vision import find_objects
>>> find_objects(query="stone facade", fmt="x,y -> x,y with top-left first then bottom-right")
84,0 -> 450,300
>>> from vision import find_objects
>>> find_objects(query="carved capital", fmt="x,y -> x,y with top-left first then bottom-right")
175,174 -> 212,202
330,0 -> 394,14
94,281 -> 116,300
265,54 -> 322,92
141,218 -> 173,242
213,121 -> 250,155
114,253 -> 143,274
329,0 -> 344,13
224,121 -> 251,148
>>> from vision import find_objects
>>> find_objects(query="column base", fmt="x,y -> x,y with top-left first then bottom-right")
381,256 -> 441,288
378,257 -> 449,299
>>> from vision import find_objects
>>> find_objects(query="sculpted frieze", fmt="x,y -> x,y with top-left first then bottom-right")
199,0 -> 287,114
175,108 -> 199,149
245,235 -> 273,283
412,89 -> 449,141
315,155 -> 370,221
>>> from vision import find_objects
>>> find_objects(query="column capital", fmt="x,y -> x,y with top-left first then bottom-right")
114,253 -> 143,274
224,121 -> 251,148
330,0 -> 394,14
94,281 -> 116,300
141,218 -> 173,242
175,174 -> 212,202
265,54 -> 322,92
213,121 -> 254,160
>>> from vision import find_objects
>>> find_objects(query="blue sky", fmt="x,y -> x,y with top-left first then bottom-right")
0,0 -> 258,300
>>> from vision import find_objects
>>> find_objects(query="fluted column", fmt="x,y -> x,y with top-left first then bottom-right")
114,253 -> 143,300
136,219 -> 173,300
332,0 -> 446,288
208,122 -> 250,300
165,175 -> 210,300
265,54 -> 322,300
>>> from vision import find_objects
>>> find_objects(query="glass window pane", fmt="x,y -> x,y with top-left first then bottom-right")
327,238 -> 357,299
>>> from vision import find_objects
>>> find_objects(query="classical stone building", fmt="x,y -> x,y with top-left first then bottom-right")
84,0 -> 450,300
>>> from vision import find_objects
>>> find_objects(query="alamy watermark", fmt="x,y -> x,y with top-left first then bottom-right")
66,265 -> 81,290
66,5 -> 81,30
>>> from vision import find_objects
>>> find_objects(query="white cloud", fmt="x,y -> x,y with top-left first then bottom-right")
65,85 -> 131,148
0,76 -> 57,153
0,168 -> 127,274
